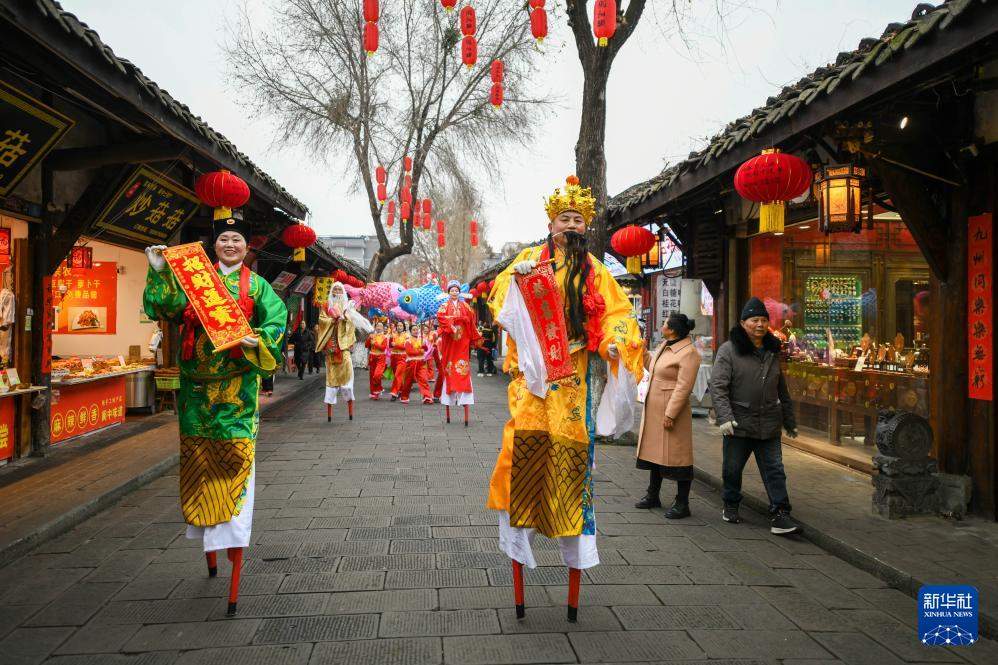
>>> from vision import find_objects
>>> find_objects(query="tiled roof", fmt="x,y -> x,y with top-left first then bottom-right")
27,0 -> 308,217
608,0 -> 988,221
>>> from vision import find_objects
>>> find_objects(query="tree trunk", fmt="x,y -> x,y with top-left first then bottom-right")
575,59 -> 612,260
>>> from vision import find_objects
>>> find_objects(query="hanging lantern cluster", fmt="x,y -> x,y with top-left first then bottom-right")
460,6 -> 477,69
470,278 -> 494,301
376,164 -> 387,202
363,0 -> 379,56
281,221 -> 317,262
469,219 -> 479,247
529,0 -> 548,43
593,0 -> 617,47
611,225 -> 656,274
490,60 -> 504,109
400,156 -> 413,224
333,268 -> 365,288
195,169 -> 250,220
436,219 -> 446,248
733,148 -> 812,235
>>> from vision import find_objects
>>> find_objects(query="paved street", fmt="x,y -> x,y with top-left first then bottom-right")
1,371 -> 995,665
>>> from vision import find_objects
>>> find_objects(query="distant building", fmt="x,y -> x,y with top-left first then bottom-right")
319,235 -> 379,271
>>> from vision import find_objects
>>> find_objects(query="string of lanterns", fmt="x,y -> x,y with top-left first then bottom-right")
363,0 -> 379,56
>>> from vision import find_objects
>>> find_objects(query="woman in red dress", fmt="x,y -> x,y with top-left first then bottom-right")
389,320 -> 409,401
365,321 -> 390,399
398,323 -> 433,404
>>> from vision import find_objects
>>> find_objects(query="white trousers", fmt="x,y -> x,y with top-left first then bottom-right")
324,385 -> 355,404
186,465 -> 255,552
497,511 -> 599,570
439,378 -> 474,406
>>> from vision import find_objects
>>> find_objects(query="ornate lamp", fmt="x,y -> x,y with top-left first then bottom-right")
816,164 -> 867,233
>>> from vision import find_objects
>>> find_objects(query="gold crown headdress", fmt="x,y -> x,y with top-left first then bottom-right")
544,175 -> 596,223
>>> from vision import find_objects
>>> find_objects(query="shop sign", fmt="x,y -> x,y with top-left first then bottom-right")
69,246 -> 92,270
293,275 -> 316,295
0,397 -> 14,461
42,276 -> 51,373
967,214 -> 992,401
313,277 -> 333,306
52,261 -> 117,335
0,80 -> 75,196
271,271 -> 297,294
161,242 -> 254,352
93,166 -> 200,245
655,275 -> 682,332
50,378 -> 125,444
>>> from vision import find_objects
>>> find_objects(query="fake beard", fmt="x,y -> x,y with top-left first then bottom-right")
559,230 -> 590,343
328,292 -> 348,317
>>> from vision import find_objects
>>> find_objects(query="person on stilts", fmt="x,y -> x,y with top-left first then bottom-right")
397,323 -> 434,404
365,321 -> 389,399
142,212 -> 287,617
486,176 -> 644,622
389,320 -> 409,401
317,281 -> 373,422
436,280 -> 480,426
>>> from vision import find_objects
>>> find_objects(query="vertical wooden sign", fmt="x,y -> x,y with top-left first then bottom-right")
968,213 -> 993,401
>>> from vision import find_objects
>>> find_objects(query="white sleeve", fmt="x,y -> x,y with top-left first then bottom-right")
497,278 -> 548,398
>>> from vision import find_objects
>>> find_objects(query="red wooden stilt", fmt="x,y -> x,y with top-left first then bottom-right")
205,551 -> 217,577
567,567 -> 581,622
347,400 -> 354,420
227,547 -> 243,616
445,406 -> 451,423
512,560 -> 525,619
463,405 -> 469,427
326,404 -> 332,422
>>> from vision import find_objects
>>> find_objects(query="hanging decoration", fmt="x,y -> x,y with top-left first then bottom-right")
422,198 -> 432,221
375,164 -> 387,202
593,0 -> 617,47
460,6 -> 477,35
404,155 -> 412,172
413,208 -> 422,229
281,221 -> 317,262
422,212 -> 431,230
377,183 -> 387,202
387,200 -> 396,227
461,35 -> 478,69
440,0 -> 457,11
401,200 -> 411,222
490,84 -> 504,109
437,219 -> 446,248
529,0 -> 548,43
69,245 -> 93,270
363,21 -> 379,56
470,219 -> 479,247
815,164 -> 868,233
194,169 -> 250,220
611,225 -> 656,274
490,60 -> 504,109
733,149 -> 812,235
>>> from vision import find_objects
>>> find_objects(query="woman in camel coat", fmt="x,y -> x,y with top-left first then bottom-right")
635,312 -> 701,519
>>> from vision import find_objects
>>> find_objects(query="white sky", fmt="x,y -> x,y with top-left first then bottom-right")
60,0 -> 917,250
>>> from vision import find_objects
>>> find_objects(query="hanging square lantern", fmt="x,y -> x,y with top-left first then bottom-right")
640,241 -> 660,268
69,246 -> 93,270
816,164 -> 867,233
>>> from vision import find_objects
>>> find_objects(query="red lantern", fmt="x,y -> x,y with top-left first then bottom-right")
593,0 -> 617,47
470,233 -> 479,248
611,225 -> 656,257
490,60 -> 504,83
363,0 -> 379,22
422,214 -> 431,230
387,209 -> 395,227
282,222 -> 317,262
460,6 -> 476,36
422,198 -> 432,217
334,269 -> 347,282
377,183 -> 388,202
363,21 -> 378,56
403,155 -> 412,171
490,83 -> 504,109
733,149 -> 812,234
388,200 -> 396,215
529,0 -> 545,7
469,219 -> 478,235
403,173 -> 412,190
437,233 -> 446,249
376,165 -> 386,184
195,169 -> 250,220
401,201 -> 411,220
401,187 -> 412,204
413,210 -> 422,229
461,35 -> 478,69
440,0 -> 457,11
436,219 -> 445,234
530,7 -> 548,43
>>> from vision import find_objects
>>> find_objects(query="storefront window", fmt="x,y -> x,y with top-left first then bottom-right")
748,214 -> 932,470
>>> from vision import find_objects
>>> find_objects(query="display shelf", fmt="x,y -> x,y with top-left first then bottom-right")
803,274 -> 862,351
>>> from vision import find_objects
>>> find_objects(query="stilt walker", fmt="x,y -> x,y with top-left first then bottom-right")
142,210 -> 287,617
486,176 -> 644,621
437,280 -> 480,426
389,321 -> 409,400
430,321 -> 445,403
317,281 -> 373,421
396,324 -> 433,404
365,321 -> 389,399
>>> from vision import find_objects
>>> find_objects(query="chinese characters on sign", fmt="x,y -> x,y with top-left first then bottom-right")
0,397 -> 13,461
271,271 -> 297,294
516,264 -> 574,382
50,378 -> 126,444
313,277 -> 333,307
0,80 -> 75,196
93,166 -> 199,246
655,275 -> 682,333
967,214 -> 992,401
293,276 -> 316,296
51,261 -> 117,335
161,243 -> 253,353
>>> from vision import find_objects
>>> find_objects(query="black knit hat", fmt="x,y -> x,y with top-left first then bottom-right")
740,296 -> 769,321
212,209 -> 251,242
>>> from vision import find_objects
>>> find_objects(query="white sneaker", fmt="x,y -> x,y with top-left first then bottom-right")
477,373 -> 484,377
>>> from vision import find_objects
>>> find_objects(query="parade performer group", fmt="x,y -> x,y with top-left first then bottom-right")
316,281 -> 373,421
142,213 -> 287,616
486,176 -> 644,622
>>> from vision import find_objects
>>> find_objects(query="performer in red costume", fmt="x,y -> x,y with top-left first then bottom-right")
389,320 -> 409,401
436,279 -> 481,426
398,323 -> 433,404
365,321 -> 390,399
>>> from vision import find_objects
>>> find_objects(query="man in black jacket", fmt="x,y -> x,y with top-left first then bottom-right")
709,297 -> 801,536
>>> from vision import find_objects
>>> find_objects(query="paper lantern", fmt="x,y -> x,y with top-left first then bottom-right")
422,198 -> 432,219
377,183 -> 387,202
593,0 -> 617,47
440,0 -> 457,11
530,7 -> 548,43
461,35 -> 478,69
282,222 -> 316,262
401,201 -> 411,220
436,219 -> 445,234
386,209 -> 395,227
490,60 -> 504,83
195,169 -> 250,220
404,155 -> 412,171
363,0 -> 379,22
413,210 -> 422,229
422,213 -> 431,230
611,225 -> 656,275
733,149 -> 812,235
460,6 -> 476,36
816,164 -> 867,234
401,187 -> 412,204
375,165 -> 386,184
490,83 -> 504,109
403,173 -> 412,190
363,21 -> 378,56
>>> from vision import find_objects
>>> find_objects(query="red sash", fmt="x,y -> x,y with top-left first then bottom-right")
538,245 -> 606,352
182,264 -> 254,361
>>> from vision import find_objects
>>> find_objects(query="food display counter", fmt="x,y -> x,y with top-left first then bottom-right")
0,386 -> 48,463
50,361 -> 154,444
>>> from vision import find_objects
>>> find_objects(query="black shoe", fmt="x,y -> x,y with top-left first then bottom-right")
722,503 -> 741,524
664,500 -> 691,519
770,510 -> 802,536
634,494 -> 661,510
390,394 -> 398,402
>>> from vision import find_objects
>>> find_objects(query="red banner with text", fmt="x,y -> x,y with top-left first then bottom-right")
0,397 -> 14,460
968,213 -> 993,401
52,261 -> 117,334
51,377 -> 126,444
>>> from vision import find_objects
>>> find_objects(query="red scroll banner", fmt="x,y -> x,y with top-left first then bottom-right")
515,262 -> 575,382
968,214 -> 993,401
161,243 -> 254,353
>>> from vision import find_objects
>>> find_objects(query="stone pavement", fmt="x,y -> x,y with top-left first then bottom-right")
1,370 -> 995,664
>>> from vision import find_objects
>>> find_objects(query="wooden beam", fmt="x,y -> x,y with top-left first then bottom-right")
47,139 -> 185,172
46,170 -> 119,274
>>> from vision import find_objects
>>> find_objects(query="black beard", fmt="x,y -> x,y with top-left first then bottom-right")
549,231 -> 590,343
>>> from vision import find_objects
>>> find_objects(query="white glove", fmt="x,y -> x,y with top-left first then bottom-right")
607,343 -> 619,359
719,420 -> 737,436
513,259 -> 537,275
145,245 -> 167,272
240,335 -> 260,349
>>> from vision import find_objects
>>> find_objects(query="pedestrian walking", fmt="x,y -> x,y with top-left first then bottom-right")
477,321 -> 497,376
634,312 -> 700,519
295,326 -> 314,379
709,296 -> 802,535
